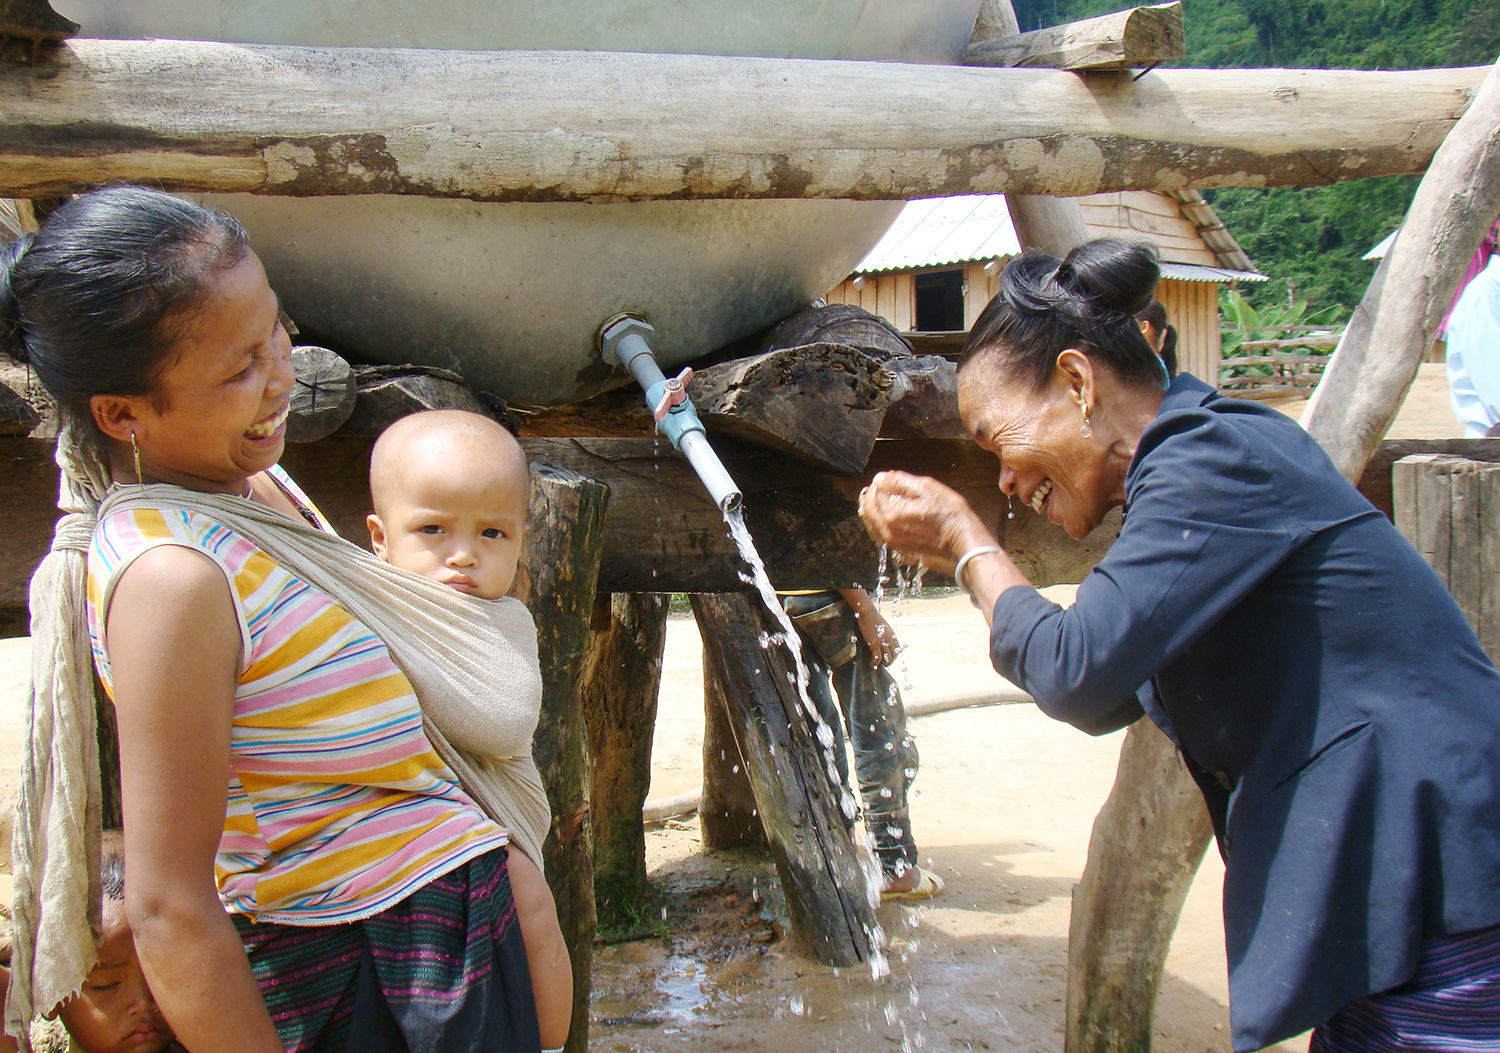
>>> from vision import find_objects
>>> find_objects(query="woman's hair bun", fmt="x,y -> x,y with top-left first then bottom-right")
962,236 -> 1168,391
1059,238 -> 1160,317
0,232 -> 36,363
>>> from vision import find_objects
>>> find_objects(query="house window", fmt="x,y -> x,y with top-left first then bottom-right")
914,269 -> 966,332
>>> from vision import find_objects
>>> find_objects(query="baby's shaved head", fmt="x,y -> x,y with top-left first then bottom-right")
370,410 -> 528,513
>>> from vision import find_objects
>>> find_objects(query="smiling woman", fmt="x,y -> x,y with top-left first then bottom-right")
3,188 -> 550,1053
859,238 -> 1500,1052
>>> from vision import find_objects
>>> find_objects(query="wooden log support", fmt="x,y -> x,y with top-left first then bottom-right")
284,345 -> 357,443
514,462 -> 610,1053
967,2 -> 1186,72
1066,720 -> 1215,1053
338,364 -> 493,438
691,343 -> 894,476
8,435 -> 1498,607
0,40 -> 1487,202
581,592 -> 669,939
1304,56 -> 1500,482
698,604 -> 770,851
1393,455 -> 1500,662
689,592 -> 878,967
0,0 -> 77,65
880,357 -> 967,441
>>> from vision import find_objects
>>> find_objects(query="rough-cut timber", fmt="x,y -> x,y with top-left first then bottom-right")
1066,720 -> 1214,1053
691,343 -> 895,476
1394,455 -> 1500,662
1357,438 -> 1500,519
285,345 -> 356,443
581,592 -> 669,938
699,605 -> 771,851
690,592 -> 877,966
513,462 -> 610,1053
338,364 -> 491,438
757,304 -> 913,362
0,0 -> 76,64
880,357 -> 967,441
967,2 -> 1185,71
0,39 -> 1485,202
1303,57 -> 1500,481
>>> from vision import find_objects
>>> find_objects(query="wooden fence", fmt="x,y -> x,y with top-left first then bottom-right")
1218,325 -> 1339,399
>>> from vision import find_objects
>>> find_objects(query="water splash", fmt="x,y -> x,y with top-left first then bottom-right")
723,506 -> 888,976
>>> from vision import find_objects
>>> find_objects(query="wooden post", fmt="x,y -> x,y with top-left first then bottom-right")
516,462 -> 609,1053
581,591 -> 669,939
690,592 -> 878,967
1393,454 -> 1500,662
698,604 -> 770,851
1304,56 -> 1500,481
1066,720 -> 1214,1053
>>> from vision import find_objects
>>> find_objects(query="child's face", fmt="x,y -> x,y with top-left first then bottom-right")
369,457 -> 528,600
57,903 -> 175,1053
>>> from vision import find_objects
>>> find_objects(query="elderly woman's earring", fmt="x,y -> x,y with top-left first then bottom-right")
1080,406 -> 1093,439
130,431 -> 143,486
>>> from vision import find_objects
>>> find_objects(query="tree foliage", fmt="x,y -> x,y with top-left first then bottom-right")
1010,0 -> 1499,315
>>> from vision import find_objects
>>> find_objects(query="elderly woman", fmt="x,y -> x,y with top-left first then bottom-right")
2,187 -> 554,1053
859,239 -> 1500,1051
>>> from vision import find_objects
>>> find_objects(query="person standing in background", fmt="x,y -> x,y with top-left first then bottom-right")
1446,221 -> 1500,436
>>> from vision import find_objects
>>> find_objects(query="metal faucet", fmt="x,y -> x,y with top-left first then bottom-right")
599,314 -> 744,513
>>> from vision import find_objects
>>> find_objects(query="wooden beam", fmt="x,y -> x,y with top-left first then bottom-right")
690,592 -> 877,967
1303,57 -> 1500,482
10,437 -> 1499,608
967,2 -> 1186,72
0,433 -> 1108,601
0,40 -> 1486,202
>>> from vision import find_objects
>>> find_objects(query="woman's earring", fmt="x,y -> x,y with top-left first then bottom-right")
1079,406 -> 1093,439
130,432 -> 144,486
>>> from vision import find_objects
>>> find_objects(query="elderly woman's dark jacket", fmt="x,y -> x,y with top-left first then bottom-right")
990,374 -> 1500,1050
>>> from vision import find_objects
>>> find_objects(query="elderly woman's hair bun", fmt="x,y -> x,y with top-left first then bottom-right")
961,238 -> 1166,391
0,231 -> 37,363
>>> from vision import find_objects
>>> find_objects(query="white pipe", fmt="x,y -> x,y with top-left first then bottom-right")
679,429 -> 743,513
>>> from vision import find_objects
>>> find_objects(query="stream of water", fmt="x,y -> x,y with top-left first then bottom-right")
721,507 -> 890,980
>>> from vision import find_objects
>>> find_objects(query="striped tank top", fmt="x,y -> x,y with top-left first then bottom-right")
85,467 -> 508,925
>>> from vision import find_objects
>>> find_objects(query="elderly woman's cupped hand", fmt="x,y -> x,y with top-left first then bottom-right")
858,470 -> 1000,574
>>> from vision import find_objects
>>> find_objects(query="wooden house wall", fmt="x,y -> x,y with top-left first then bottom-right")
1153,279 -> 1220,384
830,268 -> 1222,385
1076,192 -> 1220,267
825,272 -> 914,331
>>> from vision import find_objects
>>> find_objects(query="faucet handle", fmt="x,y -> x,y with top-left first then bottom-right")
653,367 -> 695,422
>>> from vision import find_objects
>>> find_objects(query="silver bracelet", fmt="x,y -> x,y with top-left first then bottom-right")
953,545 -> 1002,605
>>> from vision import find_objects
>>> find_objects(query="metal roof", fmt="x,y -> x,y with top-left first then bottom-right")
1161,262 -> 1269,283
853,192 -> 1266,279
852,195 -> 1022,274
1365,229 -> 1397,260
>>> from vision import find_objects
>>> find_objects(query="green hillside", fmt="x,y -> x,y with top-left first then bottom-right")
1010,0 -> 1500,315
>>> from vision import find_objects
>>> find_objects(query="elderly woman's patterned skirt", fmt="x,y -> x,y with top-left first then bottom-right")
233,847 -> 540,1053
1310,922 -> 1500,1052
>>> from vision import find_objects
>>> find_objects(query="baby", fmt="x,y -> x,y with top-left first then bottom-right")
366,409 -> 572,1052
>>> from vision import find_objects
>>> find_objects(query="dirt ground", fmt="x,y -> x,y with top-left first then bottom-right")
0,366 -> 1465,1052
